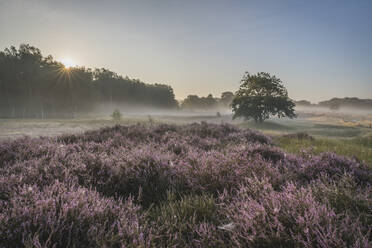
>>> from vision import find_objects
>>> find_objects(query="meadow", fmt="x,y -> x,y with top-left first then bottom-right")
1,115 -> 372,247
1,110 -> 371,167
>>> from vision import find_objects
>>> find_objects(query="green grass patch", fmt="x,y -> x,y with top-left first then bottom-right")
276,135 -> 372,167
309,124 -> 362,137
239,119 -> 366,138
238,120 -> 295,131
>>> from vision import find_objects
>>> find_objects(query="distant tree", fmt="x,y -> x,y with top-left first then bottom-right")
111,109 -> 122,121
205,94 -> 218,108
232,72 -> 296,122
181,94 -> 218,110
181,95 -> 201,109
318,97 -> 372,110
294,100 -> 313,107
181,92 -> 235,110
220,91 -> 235,107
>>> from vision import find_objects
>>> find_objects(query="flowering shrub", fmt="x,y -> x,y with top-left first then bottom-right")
310,174 -> 372,228
0,123 -> 371,247
219,177 -> 371,247
149,193 -> 225,247
0,181 -> 152,247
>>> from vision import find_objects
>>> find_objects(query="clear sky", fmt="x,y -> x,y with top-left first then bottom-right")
0,0 -> 371,102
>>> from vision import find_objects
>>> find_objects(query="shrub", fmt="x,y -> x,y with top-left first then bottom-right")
219,178 -> 371,247
296,152 -> 372,185
111,109 -> 122,121
0,182 -> 152,248
149,193 -> 225,247
311,174 -> 372,228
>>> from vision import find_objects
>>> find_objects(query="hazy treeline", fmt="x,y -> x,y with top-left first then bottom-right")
0,44 -> 178,118
319,97 -> 372,110
181,91 -> 234,110
295,97 -> 372,110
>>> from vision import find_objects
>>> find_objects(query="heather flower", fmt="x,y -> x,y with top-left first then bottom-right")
219,178 -> 371,247
1,123 -> 371,246
0,181 -> 152,247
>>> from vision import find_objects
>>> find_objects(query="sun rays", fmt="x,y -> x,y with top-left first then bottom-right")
60,58 -> 76,69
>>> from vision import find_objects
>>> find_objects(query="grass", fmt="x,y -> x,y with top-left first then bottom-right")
237,118 -> 372,167
238,119 -> 368,138
276,136 -> 372,167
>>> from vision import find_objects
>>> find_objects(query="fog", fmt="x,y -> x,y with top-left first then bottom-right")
295,105 -> 372,124
89,102 -> 233,119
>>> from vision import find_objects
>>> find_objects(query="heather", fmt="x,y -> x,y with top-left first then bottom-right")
1,123 -> 371,247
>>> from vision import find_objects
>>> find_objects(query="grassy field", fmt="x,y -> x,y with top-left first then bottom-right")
276,135 -> 372,167
238,119 -> 372,167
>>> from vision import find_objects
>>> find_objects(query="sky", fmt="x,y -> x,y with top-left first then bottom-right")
0,0 -> 371,102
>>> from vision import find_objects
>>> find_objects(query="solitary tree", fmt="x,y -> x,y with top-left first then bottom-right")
231,72 -> 296,122
111,109 -> 122,121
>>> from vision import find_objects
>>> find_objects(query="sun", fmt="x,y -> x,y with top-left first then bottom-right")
60,58 -> 76,69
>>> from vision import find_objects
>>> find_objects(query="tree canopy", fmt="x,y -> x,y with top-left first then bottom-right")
0,44 -> 178,118
231,72 -> 296,122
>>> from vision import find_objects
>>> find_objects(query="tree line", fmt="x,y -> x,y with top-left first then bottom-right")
0,44 -> 178,118
181,92 -> 235,110
295,97 -> 372,110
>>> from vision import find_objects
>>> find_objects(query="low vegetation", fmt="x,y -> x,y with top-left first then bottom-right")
1,123 -> 371,247
277,134 -> 372,168
111,109 -> 123,121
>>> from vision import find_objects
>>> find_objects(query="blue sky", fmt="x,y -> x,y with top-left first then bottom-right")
0,0 -> 371,102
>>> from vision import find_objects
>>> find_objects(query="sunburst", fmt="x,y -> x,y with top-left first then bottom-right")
60,58 -> 76,69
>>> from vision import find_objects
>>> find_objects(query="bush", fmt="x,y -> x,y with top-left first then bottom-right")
0,182 -> 152,248
219,178 -> 371,247
311,174 -> 372,228
111,109 -> 122,121
149,193 -> 224,247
